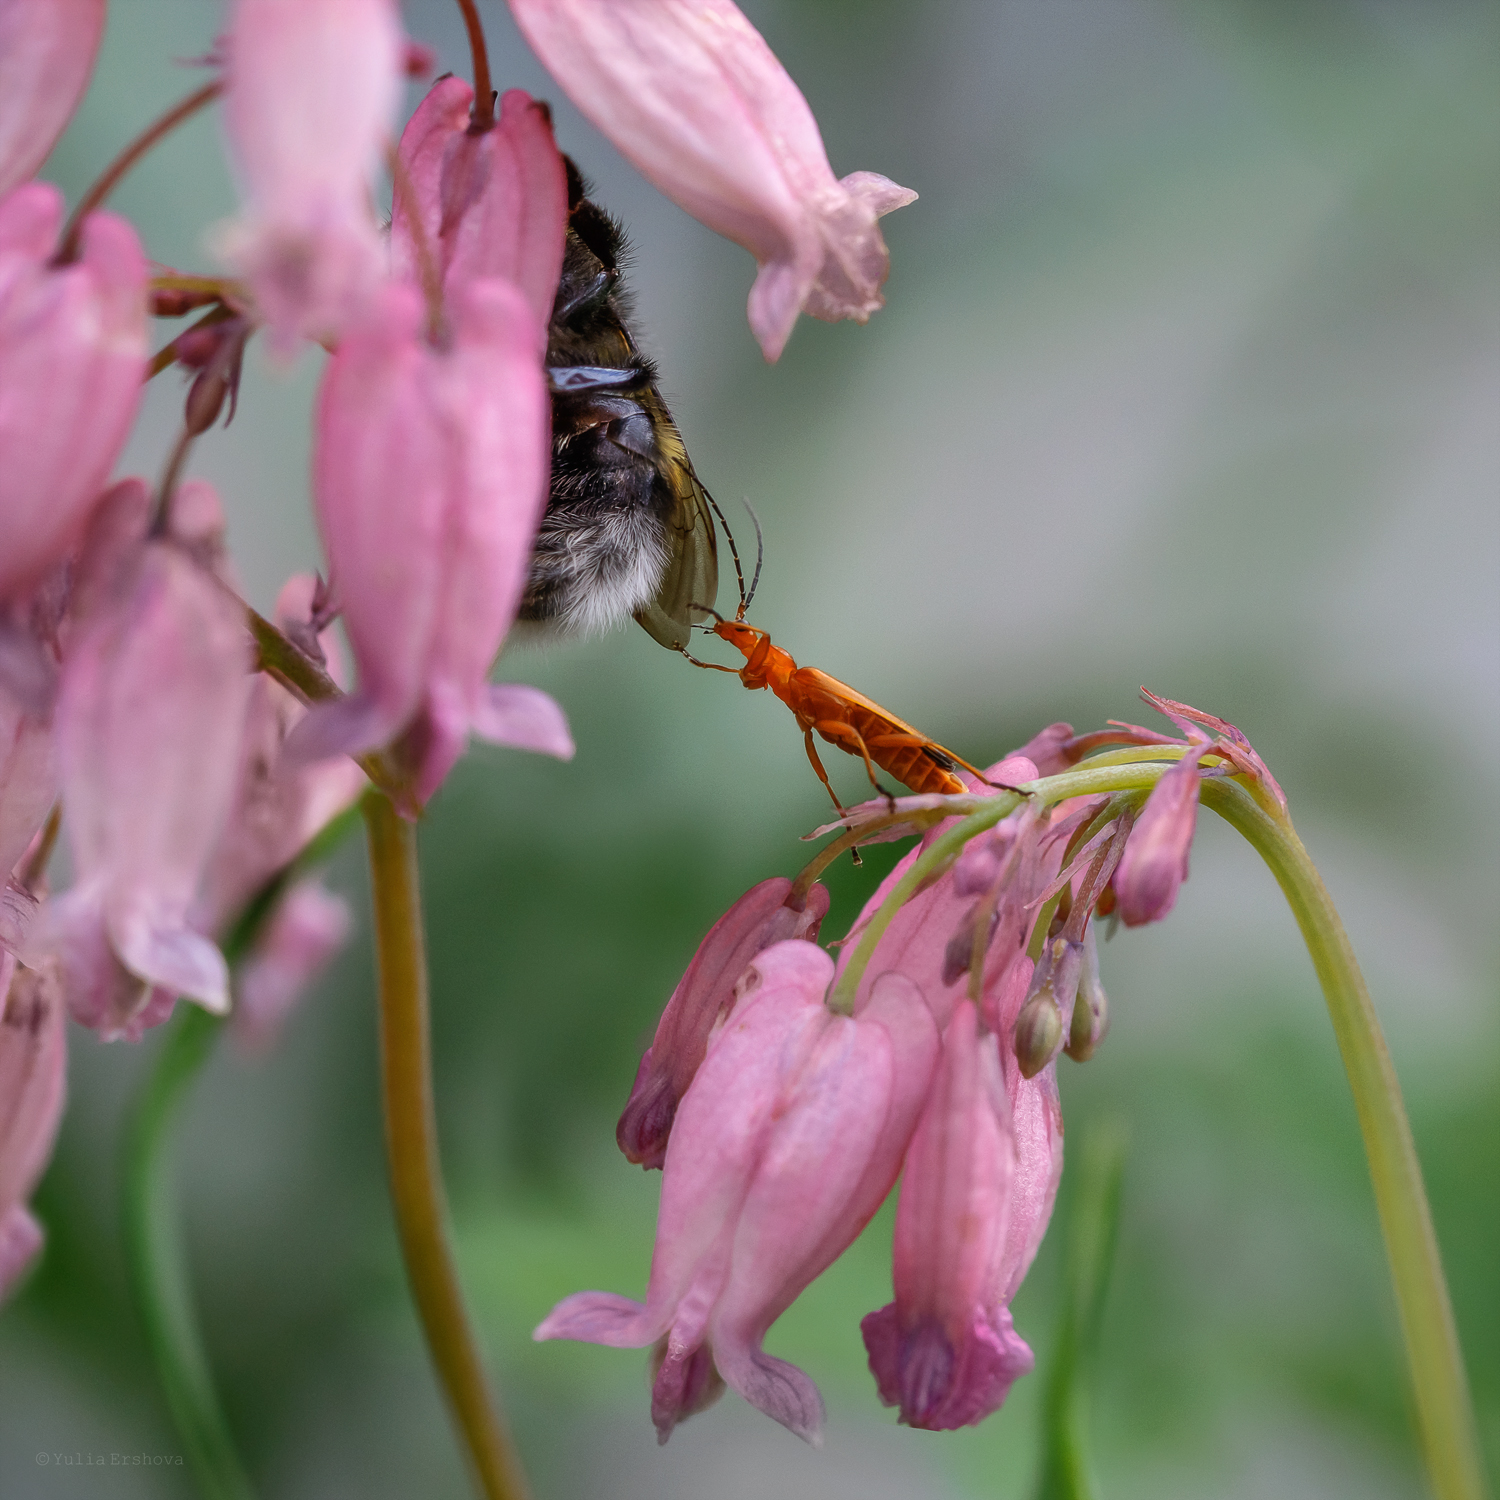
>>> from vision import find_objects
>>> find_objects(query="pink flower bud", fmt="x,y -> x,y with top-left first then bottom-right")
618,876 -> 830,1169
232,878 -> 351,1052
218,0 -> 403,350
46,482 -> 253,1038
297,279 -> 572,802
0,954 -> 65,1300
0,0 -> 106,196
0,183 -> 147,602
507,0 -> 917,360
861,1002 -> 1035,1429
391,79 -> 568,325
1113,741 -> 1208,927
537,942 -> 940,1444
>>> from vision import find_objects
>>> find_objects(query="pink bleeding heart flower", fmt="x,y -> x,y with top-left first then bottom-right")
617,876 -> 830,1169
44,480 -> 253,1039
218,0 -> 403,350
0,0 -> 107,196
507,0 -> 917,361
0,952 -> 65,1300
390,78 -> 568,324
0,182 -> 147,603
232,878 -> 351,1052
537,940 -> 940,1445
295,278 -> 571,805
861,1001 -> 1036,1429
1113,737 -> 1209,928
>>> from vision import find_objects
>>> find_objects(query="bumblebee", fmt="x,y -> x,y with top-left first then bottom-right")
518,160 -> 718,649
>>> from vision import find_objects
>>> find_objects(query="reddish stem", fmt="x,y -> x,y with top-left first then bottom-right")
55,80 -> 223,265
454,0 -> 496,130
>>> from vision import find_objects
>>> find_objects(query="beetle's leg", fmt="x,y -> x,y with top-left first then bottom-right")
676,646 -> 740,674
802,728 -> 863,866
812,720 -> 898,813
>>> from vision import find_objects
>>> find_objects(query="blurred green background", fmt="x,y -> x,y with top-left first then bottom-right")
3,0 -> 1496,1495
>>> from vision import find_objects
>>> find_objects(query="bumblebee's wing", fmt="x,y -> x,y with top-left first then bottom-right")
635,464 -> 719,650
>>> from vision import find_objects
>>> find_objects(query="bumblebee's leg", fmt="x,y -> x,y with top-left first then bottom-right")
552,266 -> 618,325
812,720 -> 898,813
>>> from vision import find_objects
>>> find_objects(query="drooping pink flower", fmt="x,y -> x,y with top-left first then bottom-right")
390,79 -> 568,325
618,876 -> 830,1168
44,481 -> 254,1039
0,0 -> 106,196
295,279 -> 572,804
537,941 -> 940,1445
0,183 -> 147,602
218,0 -> 403,350
0,953 -> 65,1300
862,1001 -> 1035,1429
232,878 -> 351,1052
507,0 -> 917,360
1113,738 -> 1209,927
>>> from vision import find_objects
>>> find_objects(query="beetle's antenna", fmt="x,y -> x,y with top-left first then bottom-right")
700,484 -> 749,618
741,498 -> 764,616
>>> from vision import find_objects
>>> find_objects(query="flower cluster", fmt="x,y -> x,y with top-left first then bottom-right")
539,703 -> 1285,1440
0,0 -> 919,1307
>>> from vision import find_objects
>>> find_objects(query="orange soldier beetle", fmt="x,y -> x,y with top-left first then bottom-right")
679,507 -> 1015,820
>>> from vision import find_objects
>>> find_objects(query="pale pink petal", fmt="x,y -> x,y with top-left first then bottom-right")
0,185 -> 148,600
53,507 -> 253,1023
301,282 -> 447,756
391,81 -> 568,324
0,1202 -> 41,1300
302,275 -> 553,803
0,686 -> 53,950
233,880 -> 351,1050
534,1289 -> 654,1346
1114,741 -> 1207,926
471,684 -> 574,761
617,877 -> 829,1168
0,0 -> 106,196
508,0 -> 915,360
219,0 -> 403,349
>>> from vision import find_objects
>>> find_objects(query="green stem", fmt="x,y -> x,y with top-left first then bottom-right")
1201,780 -> 1488,1500
124,1005 -> 256,1500
363,794 -> 531,1500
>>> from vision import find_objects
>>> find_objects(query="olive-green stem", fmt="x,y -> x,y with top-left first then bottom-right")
1201,778 -> 1487,1500
827,752 -> 1485,1499
124,1005 -> 256,1500
362,794 -> 531,1500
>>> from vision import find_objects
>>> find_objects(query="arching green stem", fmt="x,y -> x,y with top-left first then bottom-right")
1200,779 -> 1487,1500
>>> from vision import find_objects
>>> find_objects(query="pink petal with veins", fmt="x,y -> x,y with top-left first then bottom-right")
0,184 -> 147,601
507,0 -> 915,360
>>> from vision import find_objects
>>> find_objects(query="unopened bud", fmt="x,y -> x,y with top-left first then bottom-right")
941,903 -> 999,987
1015,992 -> 1063,1079
1064,928 -> 1109,1062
